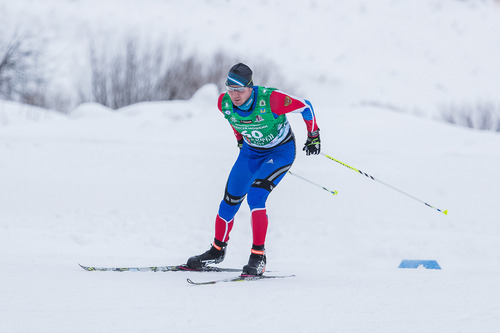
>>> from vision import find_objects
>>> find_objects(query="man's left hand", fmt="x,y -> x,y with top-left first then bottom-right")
303,130 -> 321,155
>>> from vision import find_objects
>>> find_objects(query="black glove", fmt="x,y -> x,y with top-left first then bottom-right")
303,130 -> 320,155
237,138 -> 244,149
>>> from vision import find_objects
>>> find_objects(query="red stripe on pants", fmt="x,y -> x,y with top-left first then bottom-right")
214,214 -> 233,242
251,209 -> 268,246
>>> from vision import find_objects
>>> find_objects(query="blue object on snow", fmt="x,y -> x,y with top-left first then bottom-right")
398,260 -> 441,270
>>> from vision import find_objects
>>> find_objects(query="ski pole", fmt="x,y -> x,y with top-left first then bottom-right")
320,153 -> 448,215
288,170 -> 338,196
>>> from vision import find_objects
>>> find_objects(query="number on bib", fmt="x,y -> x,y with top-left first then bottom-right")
241,130 -> 263,139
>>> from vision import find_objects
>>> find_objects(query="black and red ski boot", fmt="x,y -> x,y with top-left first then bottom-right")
186,239 -> 227,269
242,245 -> 266,276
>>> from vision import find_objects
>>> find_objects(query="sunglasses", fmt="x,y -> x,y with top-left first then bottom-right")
226,85 -> 249,92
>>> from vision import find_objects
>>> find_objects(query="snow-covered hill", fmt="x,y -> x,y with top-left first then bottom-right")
2,0 -> 500,117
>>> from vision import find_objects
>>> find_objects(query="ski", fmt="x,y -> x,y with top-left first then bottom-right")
78,263 -> 241,273
187,274 -> 295,285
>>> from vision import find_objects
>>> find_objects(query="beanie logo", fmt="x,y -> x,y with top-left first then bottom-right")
259,100 -> 266,106
284,96 -> 292,107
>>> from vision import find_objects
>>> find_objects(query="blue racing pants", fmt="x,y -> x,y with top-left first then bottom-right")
218,137 -> 296,222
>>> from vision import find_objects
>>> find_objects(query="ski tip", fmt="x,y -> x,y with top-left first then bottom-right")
78,263 -> 92,271
186,278 -> 215,285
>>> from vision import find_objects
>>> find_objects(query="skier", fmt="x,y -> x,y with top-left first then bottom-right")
186,63 -> 320,275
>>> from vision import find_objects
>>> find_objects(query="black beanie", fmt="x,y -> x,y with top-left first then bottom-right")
225,63 -> 253,87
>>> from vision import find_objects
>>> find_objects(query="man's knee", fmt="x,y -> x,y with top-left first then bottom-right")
218,187 -> 245,221
247,187 -> 270,211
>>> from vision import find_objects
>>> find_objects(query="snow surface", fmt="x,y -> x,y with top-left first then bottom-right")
1,1 -> 500,332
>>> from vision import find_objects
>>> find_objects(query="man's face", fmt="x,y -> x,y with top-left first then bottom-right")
227,86 -> 253,107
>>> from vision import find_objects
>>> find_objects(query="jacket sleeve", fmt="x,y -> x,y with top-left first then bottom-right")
218,93 -> 243,141
269,90 -> 319,132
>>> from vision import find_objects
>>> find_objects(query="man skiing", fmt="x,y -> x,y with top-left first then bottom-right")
186,63 -> 320,275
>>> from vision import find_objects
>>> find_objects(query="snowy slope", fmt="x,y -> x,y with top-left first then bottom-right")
1,84 -> 500,332
1,0 -> 500,332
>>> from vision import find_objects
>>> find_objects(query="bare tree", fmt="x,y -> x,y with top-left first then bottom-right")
82,37 -> 285,110
439,101 -> 500,132
0,32 -> 48,106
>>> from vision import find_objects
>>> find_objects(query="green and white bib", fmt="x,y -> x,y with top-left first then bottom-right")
221,86 -> 290,148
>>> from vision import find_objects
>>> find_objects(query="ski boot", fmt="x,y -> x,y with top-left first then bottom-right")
242,245 -> 266,276
186,239 -> 227,269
